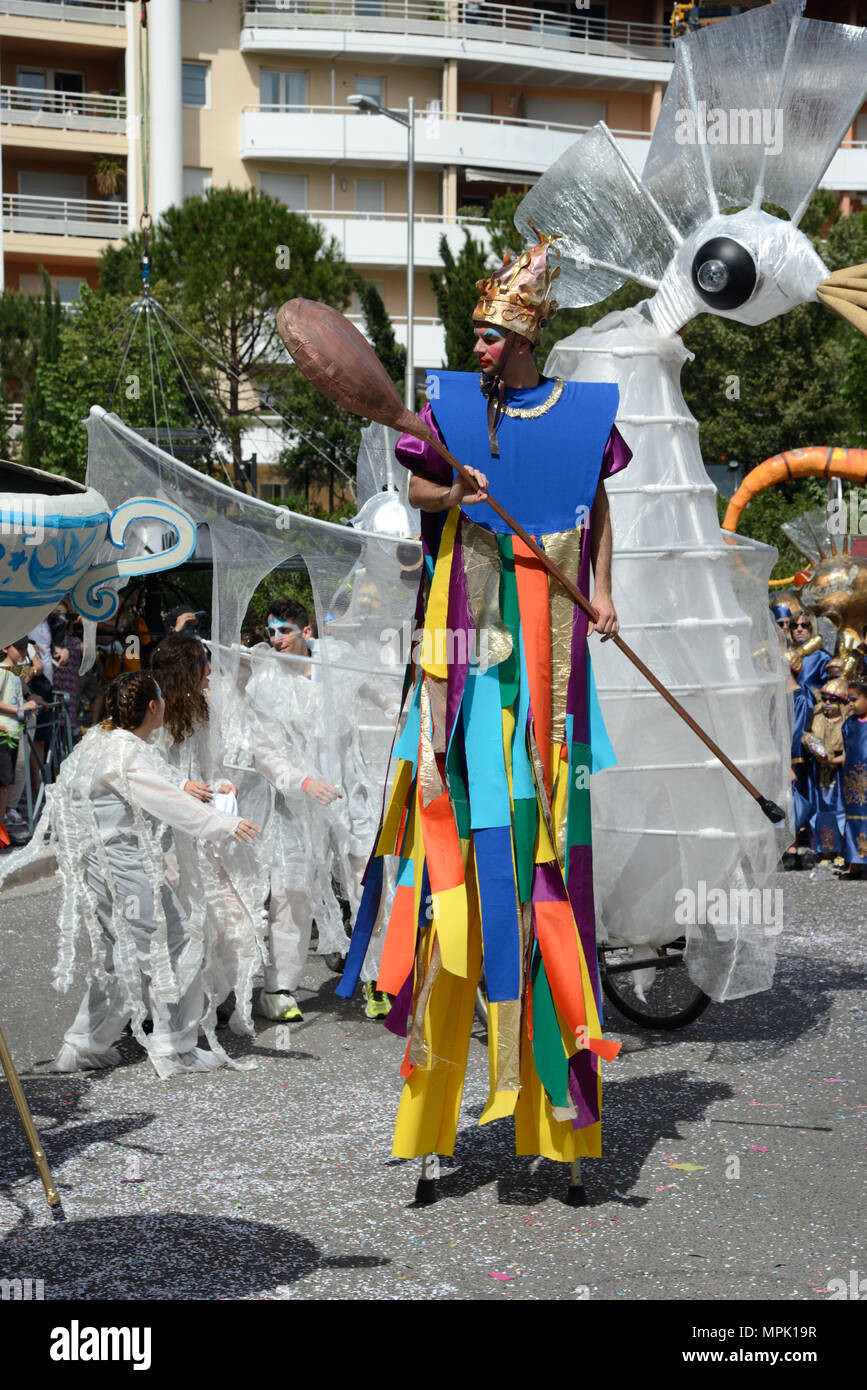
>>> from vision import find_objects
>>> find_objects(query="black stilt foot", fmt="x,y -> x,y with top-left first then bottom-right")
566,1183 -> 587,1207
414,1177 -> 438,1204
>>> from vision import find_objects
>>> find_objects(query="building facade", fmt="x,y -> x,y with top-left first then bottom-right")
1,0 -> 865,483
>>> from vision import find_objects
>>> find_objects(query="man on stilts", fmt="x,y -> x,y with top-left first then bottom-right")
338,232 -> 630,1202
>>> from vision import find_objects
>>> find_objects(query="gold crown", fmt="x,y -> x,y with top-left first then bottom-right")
473,229 -> 562,344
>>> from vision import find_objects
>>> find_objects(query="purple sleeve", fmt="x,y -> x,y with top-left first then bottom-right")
600,424 -> 632,481
395,402 -> 453,486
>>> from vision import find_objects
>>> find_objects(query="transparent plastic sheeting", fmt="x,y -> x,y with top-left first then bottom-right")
83,407 -> 416,938
515,1 -> 867,332
546,308 -> 792,1002
781,508 -> 841,567
642,0 -> 867,233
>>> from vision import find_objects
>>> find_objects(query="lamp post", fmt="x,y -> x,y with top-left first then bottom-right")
347,93 -> 415,408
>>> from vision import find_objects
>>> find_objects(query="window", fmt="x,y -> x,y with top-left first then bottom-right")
19,170 -> 87,213
19,274 -> 86,305
524,96 -> 605,130
183,167 -> 212,199
355,179 -> 385,214
260,69 -> 307,111
354,75 -> 384,108
53,72 -> 84,95
15,70 -> 47,109
857,112 -> 867,143
182,62 -> 209,108
461,91 -> 492,117
260,172 -> 308,210
356,0 -> 383,14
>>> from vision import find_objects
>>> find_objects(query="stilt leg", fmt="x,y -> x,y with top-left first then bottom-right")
566,1156 -> 587,1207
414,1151 -> 439,1204
0,1022 -> 62,1212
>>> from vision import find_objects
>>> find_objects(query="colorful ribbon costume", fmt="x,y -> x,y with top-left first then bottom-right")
339,235 -> 631,1162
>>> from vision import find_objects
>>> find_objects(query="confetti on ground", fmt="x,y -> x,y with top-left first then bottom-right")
668,1162 -> 708,1172
655,1184 -> 677,1191
748,1146 -> 770,1153
747,1102 -> 782,1107
488,1272 -> 515,1282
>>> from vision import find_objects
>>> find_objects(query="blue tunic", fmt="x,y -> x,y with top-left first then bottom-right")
842,716 -> 867,865
791,684 -> 812,833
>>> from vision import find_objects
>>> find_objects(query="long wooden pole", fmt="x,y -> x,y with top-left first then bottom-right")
0,1021 -> 62,1209
430,436 -> 786,825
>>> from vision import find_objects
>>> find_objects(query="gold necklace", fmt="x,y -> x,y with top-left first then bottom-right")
479,375 -> 565,419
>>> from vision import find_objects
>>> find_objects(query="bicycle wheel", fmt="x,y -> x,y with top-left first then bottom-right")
600,941 -> 710,1030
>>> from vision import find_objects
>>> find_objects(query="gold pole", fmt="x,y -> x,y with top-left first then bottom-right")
0,1022 -> 61,1209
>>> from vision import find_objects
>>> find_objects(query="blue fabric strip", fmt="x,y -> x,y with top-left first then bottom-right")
463,663 -> 511,829
587,651 -> 617,774
474,825 -> 521,1002
394,673 -> 422,770
511,629 -> 536,801
336,855 -> 384,998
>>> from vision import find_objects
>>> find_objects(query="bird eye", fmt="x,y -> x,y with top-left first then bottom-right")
691,237 -> 757,311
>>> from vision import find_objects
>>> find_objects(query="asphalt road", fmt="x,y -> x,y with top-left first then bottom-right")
0,865 -> 863,1302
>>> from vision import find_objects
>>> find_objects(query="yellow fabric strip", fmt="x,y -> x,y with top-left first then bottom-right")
421,505 -> 460,679
376,759 -> 413,857
432,882 -> 469,980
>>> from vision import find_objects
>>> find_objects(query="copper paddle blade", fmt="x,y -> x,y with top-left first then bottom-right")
276,298 -> 426,440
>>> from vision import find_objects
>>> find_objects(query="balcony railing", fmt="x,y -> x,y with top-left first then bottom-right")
0,85 -> 125,133
241,0 -> 672,62
4,403 -> 24,426
248,103 -> 650,142
0,0 -> 126,22
2,192 -> 128,237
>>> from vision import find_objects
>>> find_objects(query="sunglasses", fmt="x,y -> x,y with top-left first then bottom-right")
822,694 -> 852,704
793,619 -> 810,629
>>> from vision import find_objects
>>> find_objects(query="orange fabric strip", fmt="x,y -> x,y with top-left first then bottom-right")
377,885 -> 417,996
418,786 -> 465,891
533,899 -> 586,1035
512,535 -> 552,801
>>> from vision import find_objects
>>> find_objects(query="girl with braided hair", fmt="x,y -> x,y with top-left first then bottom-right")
0,670 -> 259,1077
149,632 -> 270,1037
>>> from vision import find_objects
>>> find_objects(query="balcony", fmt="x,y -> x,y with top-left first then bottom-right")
0,0 -> 125,23
1,85 -> 125,134
241,0 -> 672,83
242,106 -> 652,177
2,191 -> 127,237
347,312 -> 444,368
305,209 -> 491,267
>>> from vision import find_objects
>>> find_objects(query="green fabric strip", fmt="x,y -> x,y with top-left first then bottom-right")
567,739 -> 592,850
513,796 -> 536,904
496,533 -> 520,709
530,952 -> 571,1109
446,741 -> 471,841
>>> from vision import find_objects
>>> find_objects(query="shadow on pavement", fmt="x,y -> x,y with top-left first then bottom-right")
0,1211 -> 390,1299
404,1070 -> 733,1209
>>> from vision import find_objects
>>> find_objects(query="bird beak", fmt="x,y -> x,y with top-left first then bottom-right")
816,263 -> 867,337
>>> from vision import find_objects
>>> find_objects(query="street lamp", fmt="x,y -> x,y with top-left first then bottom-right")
347,92 -> 415,408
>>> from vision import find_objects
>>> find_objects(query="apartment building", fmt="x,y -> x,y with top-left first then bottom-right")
1,0 -> 865,480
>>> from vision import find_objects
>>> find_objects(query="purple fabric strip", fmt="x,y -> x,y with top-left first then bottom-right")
566,842 -> 601,1006
568,1049 -> 601,1128
531,859 -> 568,905
445,517 -> 472,748
383,963 -> 414,1038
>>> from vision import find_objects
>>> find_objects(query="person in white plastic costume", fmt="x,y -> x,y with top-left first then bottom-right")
243,598 -> 350,1024
508,0 -> 867,1003
149,631 -> 271,1037
0,671 -> 260,1077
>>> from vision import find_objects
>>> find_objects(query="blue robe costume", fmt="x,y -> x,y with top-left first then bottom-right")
842,716 -> 867,865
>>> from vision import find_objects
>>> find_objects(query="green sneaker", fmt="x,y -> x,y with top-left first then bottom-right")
362,982 -> 391,1020
257,990 -> 303,1022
